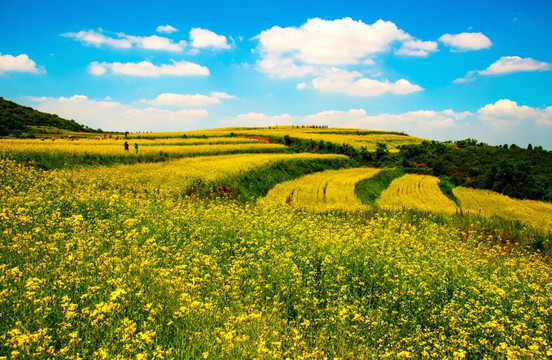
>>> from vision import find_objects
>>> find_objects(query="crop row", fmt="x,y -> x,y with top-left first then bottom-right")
0,140 -> 287,169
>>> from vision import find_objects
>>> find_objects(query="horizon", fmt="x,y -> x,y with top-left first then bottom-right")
1,0 -> 551,148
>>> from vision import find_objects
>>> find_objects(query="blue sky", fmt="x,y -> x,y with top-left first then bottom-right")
1,0 -> 551,148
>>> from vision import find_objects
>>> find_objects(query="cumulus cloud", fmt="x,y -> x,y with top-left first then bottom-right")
210,91 -> 238,100
190,28 -> 231,49
124,34 -> 186,52
310,68 -> 423,97
157,25 -> 178,34
62,29 -> 186,52
88,60 -> 209,77
454,56 -> 551,82
0,53 -> 44,74
396,39 -> 439,57
479,56 -> 551,75
147,93 -> 221,107
257,18 -> 412,67
477,99 -> 552,127
28,95 -> 208,132
254,17 -> 430,97
438,32 -> 492,51
62,30 -> 132,48
257,54 -> 315,78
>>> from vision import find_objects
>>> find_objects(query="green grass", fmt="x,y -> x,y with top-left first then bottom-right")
206,157 -> 357,200
438,175 -> 461,207
354,167 -> 405,206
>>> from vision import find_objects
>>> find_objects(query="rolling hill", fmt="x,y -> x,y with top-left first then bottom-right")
0,97 -> 100,137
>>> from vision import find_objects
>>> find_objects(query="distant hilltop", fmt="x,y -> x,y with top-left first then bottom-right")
0,97 -> 101,138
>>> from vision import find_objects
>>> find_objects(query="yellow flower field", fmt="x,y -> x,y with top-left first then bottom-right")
0,139 -> 285,158
455,186 -> 552,233
137,126 -> 426,152
377,174 -> 460,214
1,159 -> 551,359
260,167 -> 381,211
63,153 -> 350,199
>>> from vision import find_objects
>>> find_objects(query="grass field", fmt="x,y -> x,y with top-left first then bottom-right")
1,130 -> 552,359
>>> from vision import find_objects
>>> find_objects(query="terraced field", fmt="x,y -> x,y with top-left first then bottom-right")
0,138 -> 287,168
2,127 -> 552,359
260,167 -> 381,211
134,126 -> 426,152
65,153 -> 350,199
376,174 -> 460,214
455,186 -> 552,232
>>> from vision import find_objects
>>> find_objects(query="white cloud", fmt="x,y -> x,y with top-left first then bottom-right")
257,54 -> 315,78
217,99 -> 551,147
0,53 -> 44,74
28,95 -> 208,132
477,99 -> 552,127
254,17 -> 430,97
257,18 -> 411,66
148,93 -> 221,107
310,68 -> 423,96
210,91 -> 238,100
88,60 -> 209,77
124,34 -> 186,52
190,28 -> 230,49
438,32 -> 492,51
479,56 -> 551,75
396,39 -> 438,57
62,29 -> 185,52
62,30 -> 132,48
88,62 -> 107,75
454,56 -> 551,82
157,25 -> 178,34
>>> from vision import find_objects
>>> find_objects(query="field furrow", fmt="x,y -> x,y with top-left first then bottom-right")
454,186 -> 552,232
261,167 -> 381,211
0,139 -> 287,168
63,153 -> 349,199
376,174 -> 460,214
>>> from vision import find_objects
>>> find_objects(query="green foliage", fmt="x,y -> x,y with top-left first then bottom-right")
0,97 -> 99,137
215,157 -> 355,201
397,139 -> 552,202
438,175 -> 460,207
354,168 -> 405,206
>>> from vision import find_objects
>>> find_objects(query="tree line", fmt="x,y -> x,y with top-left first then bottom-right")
270,135 -> 552,203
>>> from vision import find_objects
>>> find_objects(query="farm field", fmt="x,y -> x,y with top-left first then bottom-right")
130,126 -> 426,152
376,174 -> 460,214
63,153 -> 350,200
0,138 -> 287,169
370,173 -> 552,234
261,167 -> 381,211
1,129 -> 552,359
454,186 -> 552,233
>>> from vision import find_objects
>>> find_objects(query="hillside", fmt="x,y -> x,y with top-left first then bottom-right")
1,136 -> 552,358
0,97 -> 100,137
